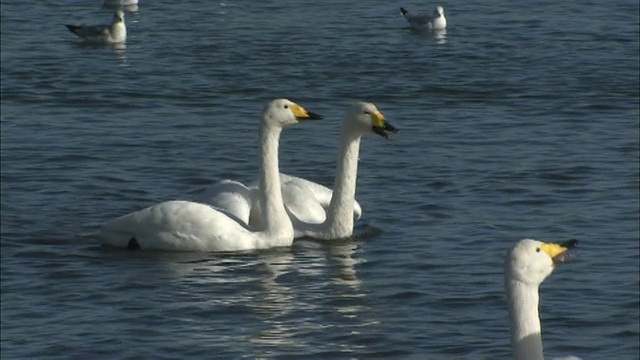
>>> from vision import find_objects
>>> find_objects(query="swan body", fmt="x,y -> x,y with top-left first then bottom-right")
96,99 -> 323,252
277,173 -> 363,223
103,0 -> 138,7
65,10 -> 126,44
199,102 -> 398,240
195,179 -> 255,225
505,238 -> 578,360
400,5 -> 447,31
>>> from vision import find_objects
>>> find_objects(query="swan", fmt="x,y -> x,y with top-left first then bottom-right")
505,238 -> 579,360
103,0 -> 138,7
198,102 -> 398,240
95,99 -> 323,252
65,10 -> 126,44
400,5 -> 447,31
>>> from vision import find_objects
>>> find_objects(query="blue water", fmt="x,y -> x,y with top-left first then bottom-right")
1,0 -> 638,358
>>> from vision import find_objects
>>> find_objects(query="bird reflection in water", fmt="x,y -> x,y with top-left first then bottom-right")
249,238 -> 380,356
161,234 -> 380,356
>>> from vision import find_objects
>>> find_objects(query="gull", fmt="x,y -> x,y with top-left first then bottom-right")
65,10 -> 126,44
400,5 -> 447,31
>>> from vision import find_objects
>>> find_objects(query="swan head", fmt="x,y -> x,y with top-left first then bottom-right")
505,238 -> 578,286
434,6 -> 445,18
262,98 -> 323,128
346,102 -> 399,139
113,10 -> 125,23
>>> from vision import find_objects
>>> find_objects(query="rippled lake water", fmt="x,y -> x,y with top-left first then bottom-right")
1,0 -> 639,358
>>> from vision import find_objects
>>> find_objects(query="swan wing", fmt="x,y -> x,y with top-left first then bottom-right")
96,200 -> 257,252
244,180 -> 326,228
245,173 -> 363,228
281,181 -> 327,224
280,173 -> 363,220
194,179 -> 253,225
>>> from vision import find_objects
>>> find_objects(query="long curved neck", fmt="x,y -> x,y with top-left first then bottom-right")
259,123 -> 292,239
506,279 -> 544,360
324,126 -> 361,238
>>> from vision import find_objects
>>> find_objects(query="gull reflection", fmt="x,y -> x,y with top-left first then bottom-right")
73,41 -> 128,66
407,27 -> 447,45
111,42 -> 128,65
433,29 -> 447,44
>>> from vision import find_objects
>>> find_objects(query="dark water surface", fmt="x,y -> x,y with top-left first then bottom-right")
2,0 -> 639,358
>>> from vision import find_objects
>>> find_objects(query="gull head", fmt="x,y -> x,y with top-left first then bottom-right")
114,10 -> 125,23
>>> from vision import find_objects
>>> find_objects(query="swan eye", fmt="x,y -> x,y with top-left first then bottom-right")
536,247 -> 541,253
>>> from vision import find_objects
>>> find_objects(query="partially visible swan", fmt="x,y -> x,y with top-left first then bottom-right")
103,0 -> 139,13
96,99 -> 323,252
65,10 -> 126,44
400,5 -> 447,31
103,0 -> 138,7
199,102 -> 398,240
277,172 -> 364,223
505,238 -> 579,360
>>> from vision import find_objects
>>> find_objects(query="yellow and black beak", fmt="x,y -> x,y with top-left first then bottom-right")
540,239 -> 578,266
370,111 -> 399,140
289,104 -> 323,121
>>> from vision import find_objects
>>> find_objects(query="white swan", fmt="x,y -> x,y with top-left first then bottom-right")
103,0 -> 138,7
198,102 -> 398,240
505,238 -> 578,360
96,99 -> 323,252
65,10 -> 126,44
400,5 -> 447,31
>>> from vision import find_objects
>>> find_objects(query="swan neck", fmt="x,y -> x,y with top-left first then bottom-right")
259,123 -> 291,236
506,279 -> 544,360
325,128 -> 361,238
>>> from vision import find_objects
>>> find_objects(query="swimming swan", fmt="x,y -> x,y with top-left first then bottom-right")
96,99 -> 323,252
65,10 -> 126,44
400,5 -> 447,31
199,102 -> 398,240
505,238 -> 578,360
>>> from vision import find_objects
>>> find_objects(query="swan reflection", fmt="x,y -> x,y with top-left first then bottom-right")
249,250 -> 298,348
161,238 -> 376,355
